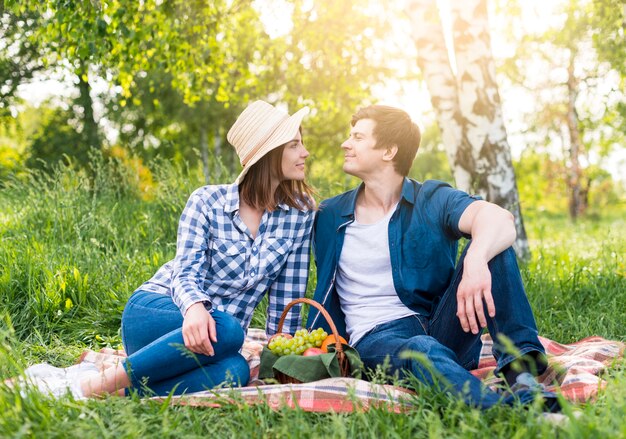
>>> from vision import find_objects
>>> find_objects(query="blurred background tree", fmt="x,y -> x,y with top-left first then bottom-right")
498,0 -> 625,221
1,0 -> 624,235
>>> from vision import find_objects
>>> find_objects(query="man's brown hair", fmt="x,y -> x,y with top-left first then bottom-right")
239,134 -> 315,211
351,105 -> 421,176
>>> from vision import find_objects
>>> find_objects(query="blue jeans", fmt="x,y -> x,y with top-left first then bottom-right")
120,290 -> 250,396
354,246 -> 547,409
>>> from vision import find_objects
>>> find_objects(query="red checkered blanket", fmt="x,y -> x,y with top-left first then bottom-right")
80,329 -> 624,412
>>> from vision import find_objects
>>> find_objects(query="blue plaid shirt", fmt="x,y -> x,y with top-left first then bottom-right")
137,183 -> 314,335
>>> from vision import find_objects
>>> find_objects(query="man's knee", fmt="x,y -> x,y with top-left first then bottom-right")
488,246 -> 520,273
400,335 -> 442,360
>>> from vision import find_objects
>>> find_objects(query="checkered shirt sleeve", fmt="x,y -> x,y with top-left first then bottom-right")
170,189 -> 212,315
265,210 -> 315,335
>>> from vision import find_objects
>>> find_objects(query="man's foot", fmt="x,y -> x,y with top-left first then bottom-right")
503,372 -> 563,413
507,371 -> 544,393
502,352 -> 548,387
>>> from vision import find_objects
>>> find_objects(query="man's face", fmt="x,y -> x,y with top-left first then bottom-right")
341,118 -> 383,178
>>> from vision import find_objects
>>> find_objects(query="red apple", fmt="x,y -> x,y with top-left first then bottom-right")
302,347 -> 325,356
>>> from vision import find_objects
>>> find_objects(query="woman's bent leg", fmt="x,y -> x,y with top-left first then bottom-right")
122,309 -> 245,394
121,291 -> 184,355
137,353 -> 250,396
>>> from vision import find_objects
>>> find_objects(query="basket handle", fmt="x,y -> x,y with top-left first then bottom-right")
276,298 -> 344,354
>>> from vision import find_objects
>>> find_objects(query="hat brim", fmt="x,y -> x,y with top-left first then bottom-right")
234,106 -> 309,185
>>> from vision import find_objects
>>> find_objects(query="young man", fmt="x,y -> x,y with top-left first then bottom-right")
307,105 -> 559,410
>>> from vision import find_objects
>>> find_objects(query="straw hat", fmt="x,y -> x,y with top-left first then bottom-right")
228,100 -> 309,185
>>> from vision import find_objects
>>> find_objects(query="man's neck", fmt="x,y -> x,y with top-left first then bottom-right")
355,172 -> 404,224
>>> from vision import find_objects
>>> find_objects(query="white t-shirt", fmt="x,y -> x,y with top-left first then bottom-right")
335,207 -> 416,345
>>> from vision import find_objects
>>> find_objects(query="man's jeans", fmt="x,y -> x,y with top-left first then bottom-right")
120,290 -> 250,396
354,246 -> 547,409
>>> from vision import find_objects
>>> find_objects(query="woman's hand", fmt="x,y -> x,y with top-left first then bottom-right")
182,302 -> 218,356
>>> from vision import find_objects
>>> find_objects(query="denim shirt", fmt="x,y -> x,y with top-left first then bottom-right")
306,178 -> 478,341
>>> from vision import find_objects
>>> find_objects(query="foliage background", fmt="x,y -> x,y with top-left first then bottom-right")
0,0 -> 625,436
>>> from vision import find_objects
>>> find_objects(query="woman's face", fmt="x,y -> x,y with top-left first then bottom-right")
279,130 -> 309,181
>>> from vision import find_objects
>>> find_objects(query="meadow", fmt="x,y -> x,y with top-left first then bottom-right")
0,156 -> 624,438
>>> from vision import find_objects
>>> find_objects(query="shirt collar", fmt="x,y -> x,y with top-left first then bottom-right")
224,183 -> 240,214
225,183 -> 290,214
400,177 -> 416,205
340,177 -> 416,218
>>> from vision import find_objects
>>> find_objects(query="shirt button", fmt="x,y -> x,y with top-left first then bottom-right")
252,246 -> 258,252
251,270 -> 256,276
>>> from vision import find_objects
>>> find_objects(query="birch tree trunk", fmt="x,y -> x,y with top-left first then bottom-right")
406,0 -> 474,193
450,0 -> 529,259
406,0 -> 530,259
566,52 -> 585,220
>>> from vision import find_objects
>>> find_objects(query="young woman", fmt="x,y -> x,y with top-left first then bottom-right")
25,100 -> 315,398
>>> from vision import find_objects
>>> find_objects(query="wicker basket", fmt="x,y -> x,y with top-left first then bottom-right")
273,298 -> 350,384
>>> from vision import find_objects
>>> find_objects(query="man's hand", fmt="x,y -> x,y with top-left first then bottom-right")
456,256 -> 496,334
182,302 -> 218,356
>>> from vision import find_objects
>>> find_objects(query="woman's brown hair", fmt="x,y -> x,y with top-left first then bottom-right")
239,132 -> 316,212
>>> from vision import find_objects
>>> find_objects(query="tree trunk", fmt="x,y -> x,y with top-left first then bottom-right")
407,0 -> 530,260
200,125 -> 210,184
76,63 -> 100,153
450,0 -> 530,259
406,0 -> 474,192
566,52 -> 585,220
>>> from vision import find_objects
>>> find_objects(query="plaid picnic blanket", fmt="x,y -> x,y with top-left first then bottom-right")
80,329 -> 624,412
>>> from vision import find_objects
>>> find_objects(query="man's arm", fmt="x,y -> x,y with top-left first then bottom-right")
456,200 -> 517,334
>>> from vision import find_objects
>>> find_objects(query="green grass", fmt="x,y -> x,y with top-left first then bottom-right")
0,157 -> 625,438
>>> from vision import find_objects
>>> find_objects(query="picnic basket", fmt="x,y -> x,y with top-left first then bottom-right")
261,298 -> 357,384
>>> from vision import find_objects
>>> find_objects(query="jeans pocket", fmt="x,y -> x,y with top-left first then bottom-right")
412,314 -> 429,334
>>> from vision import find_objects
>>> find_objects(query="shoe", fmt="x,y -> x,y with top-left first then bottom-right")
503,372 -> 563,413
24,363 -> 66,380
28,375 -> 85,399
542,409 -> 582,426
20,362 -> 100,399
542,412 -> 569,426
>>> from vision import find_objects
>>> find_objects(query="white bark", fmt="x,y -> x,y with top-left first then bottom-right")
407,0 -> 530,259
450,0 -> 529,259
405,0 -> 473,192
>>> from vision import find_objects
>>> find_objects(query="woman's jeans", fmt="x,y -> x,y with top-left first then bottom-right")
120,290 -> 250,396
354,246 -> 547,409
